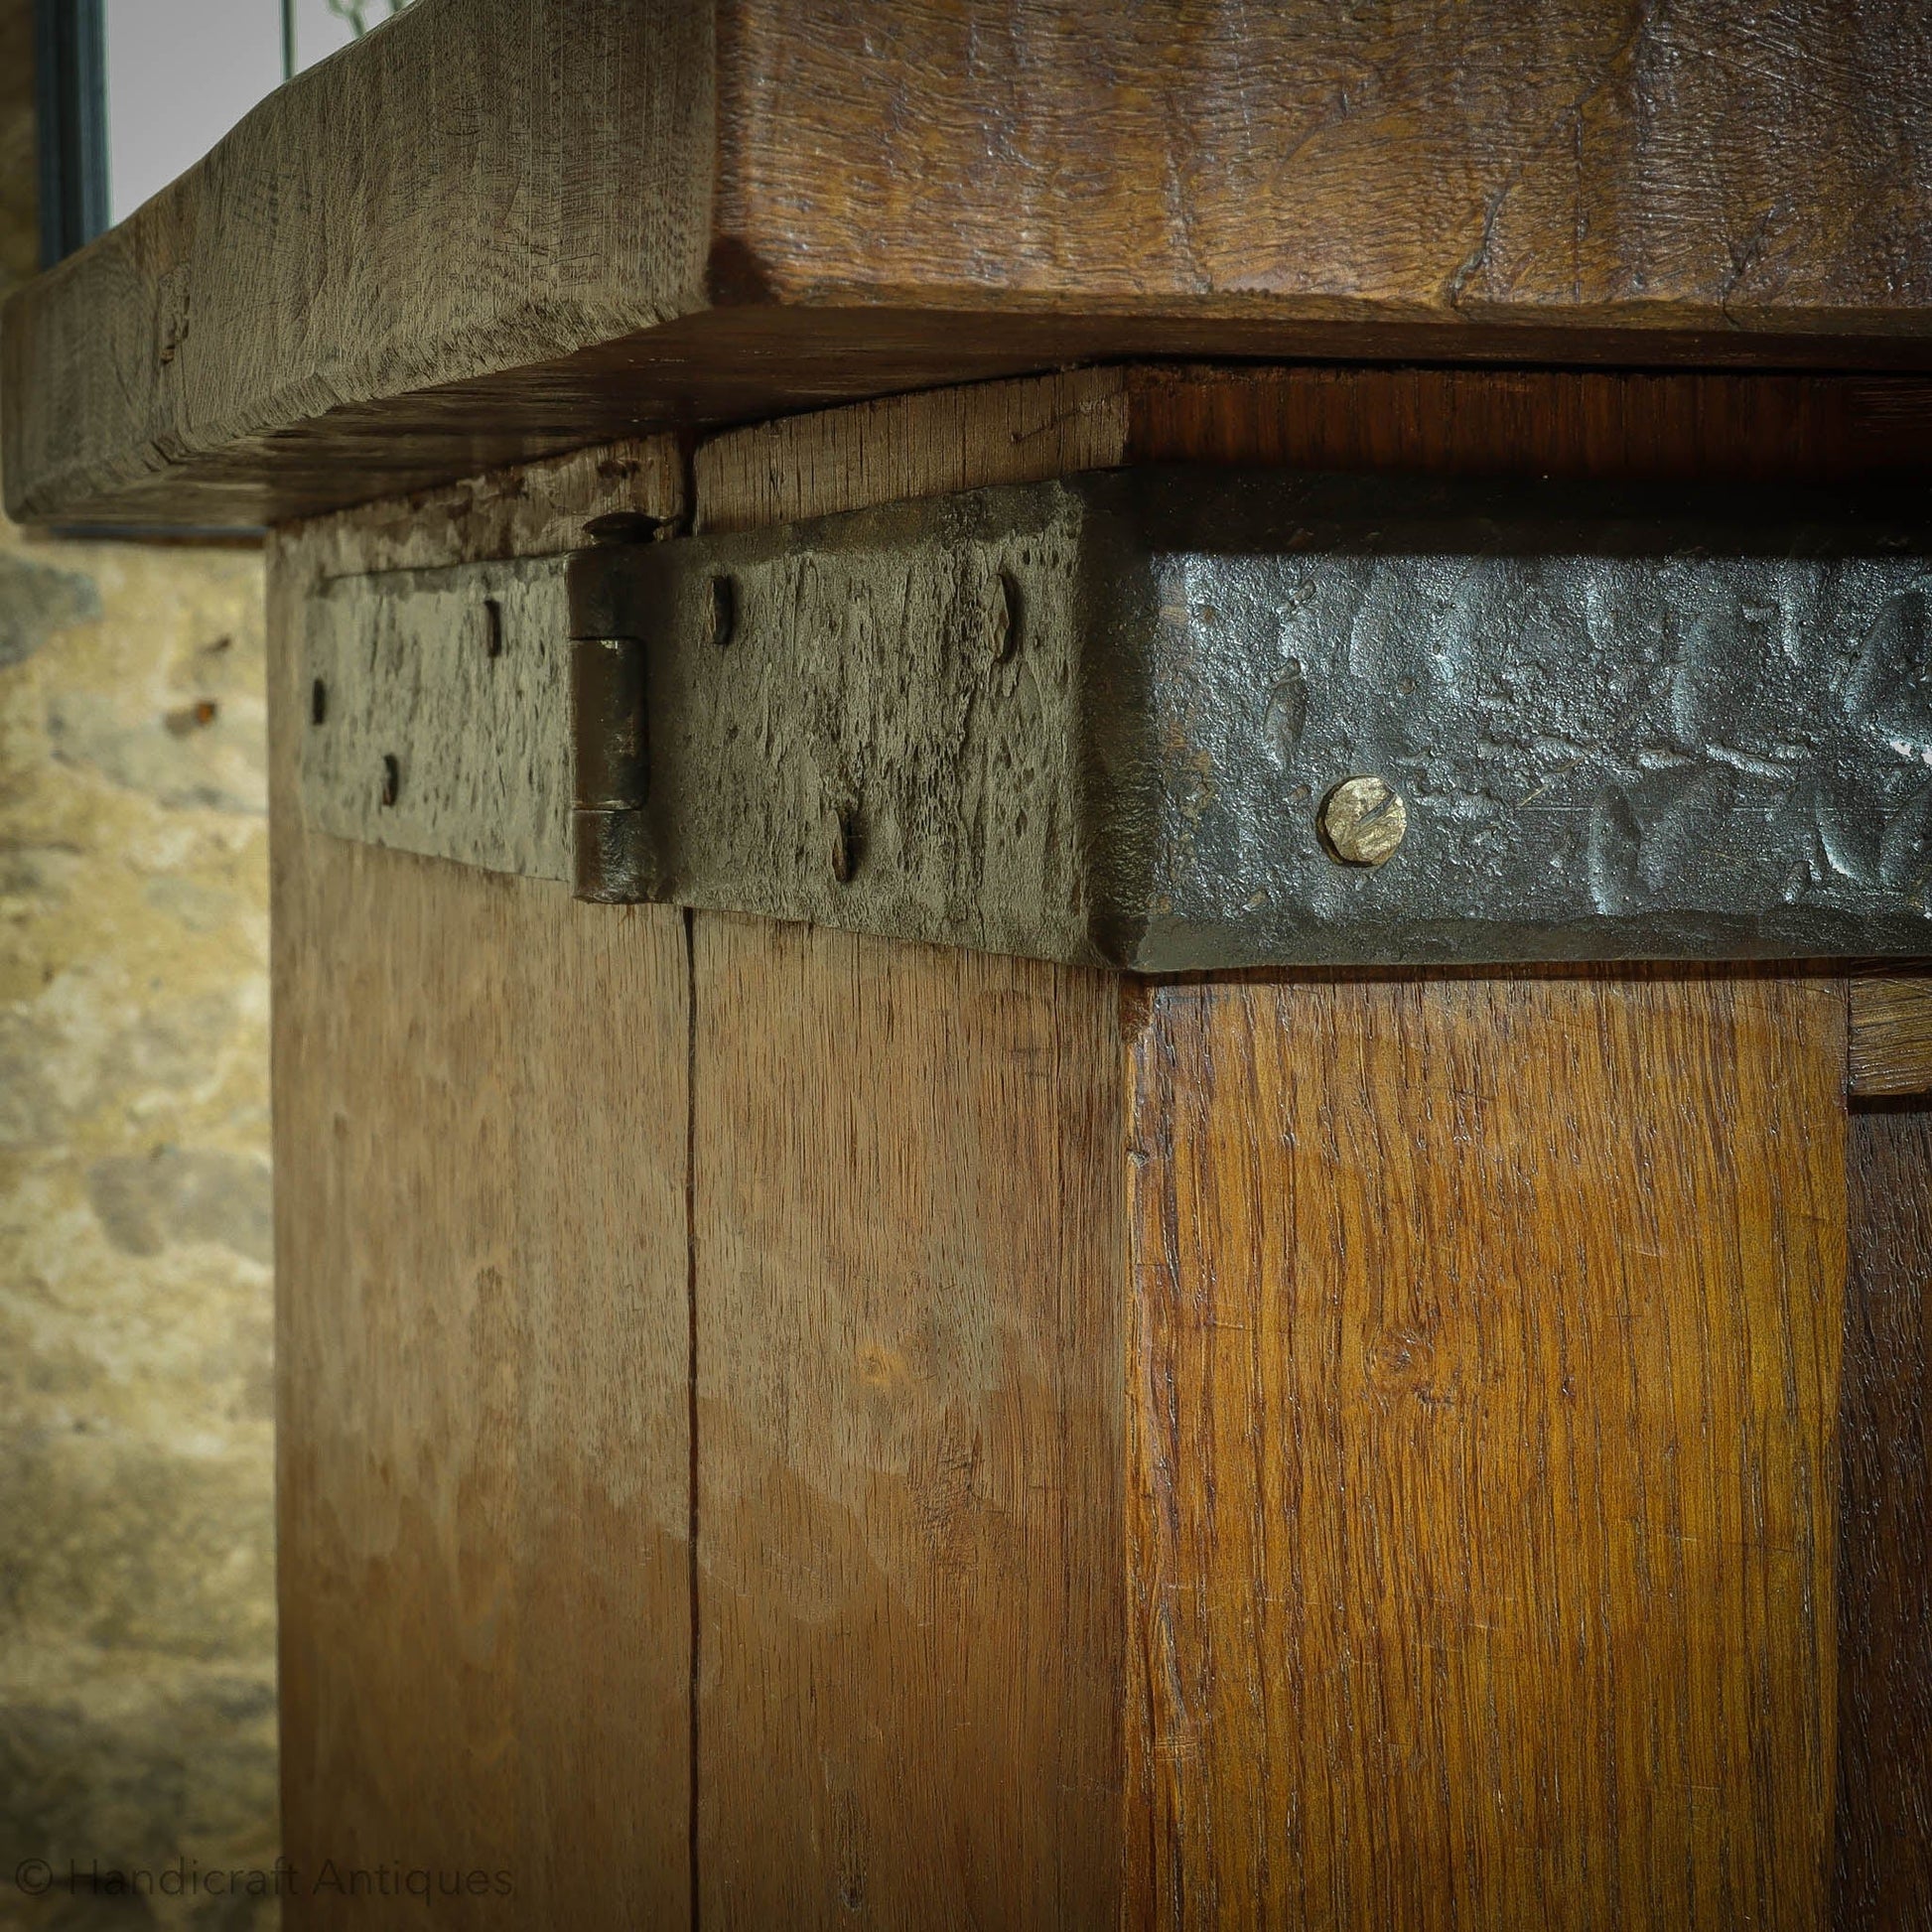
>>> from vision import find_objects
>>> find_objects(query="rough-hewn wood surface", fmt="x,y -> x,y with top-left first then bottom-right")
1838,1100 -> 1932,1928
1125,969 -> 1849,1929
3,0 -> 713,527
716,0 -> 1932,345
12,0 -> 1932,526
272,441 -> 695,1928
295,437 -> 684,580
1848,968 -> 1932,1097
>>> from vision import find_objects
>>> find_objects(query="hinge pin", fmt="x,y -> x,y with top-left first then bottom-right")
564,515 -> 662,901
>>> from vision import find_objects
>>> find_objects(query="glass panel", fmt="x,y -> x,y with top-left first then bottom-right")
102,0 -> 282,222
101,0 -> 417,226
291,0 -> 413,79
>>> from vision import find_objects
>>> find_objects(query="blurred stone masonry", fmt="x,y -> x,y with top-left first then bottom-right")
0,2 -> 278,1923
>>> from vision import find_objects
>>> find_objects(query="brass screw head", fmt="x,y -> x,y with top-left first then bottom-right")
1317,775 -> 1406,867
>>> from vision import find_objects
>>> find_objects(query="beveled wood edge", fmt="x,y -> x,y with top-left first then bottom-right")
17,310 -> 1932,534
10,0 -> 1932,530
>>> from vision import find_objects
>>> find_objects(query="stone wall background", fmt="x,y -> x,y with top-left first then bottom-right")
0,6 -> 279,1924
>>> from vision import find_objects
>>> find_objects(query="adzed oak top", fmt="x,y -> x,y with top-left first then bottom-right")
6,0 -> 1932,528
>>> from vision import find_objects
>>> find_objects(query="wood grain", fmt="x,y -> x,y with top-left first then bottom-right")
692,364 -> 1134,532
686,345 -> 1135,1926
272,445 -> 693,1925
3,0 -> 713,528
1124,969 -> 1849,1929
258,359 -> 1932,1926
1118,365 -> 1932,485
1848,969 -> 1932,1097
296,436 -> 686,581
1837,1101 -> 1932,1928
691,917 -> 1125,1926
717,0 -> 1932,343
13,0 -> 1932,526
690,365 -> 1903,1926
695,363 -> 1932,534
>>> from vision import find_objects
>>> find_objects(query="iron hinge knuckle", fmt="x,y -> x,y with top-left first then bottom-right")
565,531 -> 655,903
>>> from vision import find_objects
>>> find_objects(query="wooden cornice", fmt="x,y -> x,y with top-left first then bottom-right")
7,0 -> 1932,527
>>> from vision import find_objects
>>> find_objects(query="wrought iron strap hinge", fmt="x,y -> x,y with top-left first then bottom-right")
300,466 -> 1932,969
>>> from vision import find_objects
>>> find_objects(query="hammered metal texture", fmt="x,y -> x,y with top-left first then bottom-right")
299,468 -> 1932,968
1092,470 -> 1932,964
301,559 -> 573,883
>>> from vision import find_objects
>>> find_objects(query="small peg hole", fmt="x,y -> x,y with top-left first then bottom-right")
831,804 -> 861,885
708,575 -> 736,649
992,569 -> 1023,663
